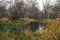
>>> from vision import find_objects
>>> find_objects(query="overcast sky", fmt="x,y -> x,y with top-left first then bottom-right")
37,0 -> 57,10
0,0 -> 57,10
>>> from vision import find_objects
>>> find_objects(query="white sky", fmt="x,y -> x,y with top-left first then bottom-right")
37,0 -> 57,10
0,0 -> 57,10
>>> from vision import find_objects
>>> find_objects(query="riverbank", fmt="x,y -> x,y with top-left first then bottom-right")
0,18 -> 60,40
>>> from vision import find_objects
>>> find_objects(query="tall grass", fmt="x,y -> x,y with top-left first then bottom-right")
0,18 -> 60,40
0,20 -> 24,32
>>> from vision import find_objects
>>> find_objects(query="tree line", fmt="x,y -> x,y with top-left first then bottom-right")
0,0 -> 60,20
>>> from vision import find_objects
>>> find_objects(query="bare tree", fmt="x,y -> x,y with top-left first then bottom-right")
23,0 -> 40,19
8,1 -> 25,20
0,6 -> 6,18
43,0 -> 60,19
28,4 -> 40,19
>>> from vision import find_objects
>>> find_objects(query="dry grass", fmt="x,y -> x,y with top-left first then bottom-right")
0,18 -> 60,40
0,17 -> 10,23
42,19 -> 60,40
19,18 -> 38,22
21,18 -> 60,40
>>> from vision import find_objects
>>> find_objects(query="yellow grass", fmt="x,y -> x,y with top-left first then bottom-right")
0,17 -> 10,23
0,18 -> 60,40
42,19 -> 60,40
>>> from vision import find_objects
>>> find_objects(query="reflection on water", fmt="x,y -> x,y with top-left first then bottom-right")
29,22 -> 46,32
38,25 -> 45,31
39,25 -> 45,30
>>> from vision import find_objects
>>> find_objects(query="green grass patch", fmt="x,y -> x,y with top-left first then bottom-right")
0,20 -> 24,32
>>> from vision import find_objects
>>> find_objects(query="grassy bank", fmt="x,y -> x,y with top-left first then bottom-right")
0,18 -> 60,40
0,20 -> 24,32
